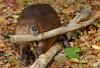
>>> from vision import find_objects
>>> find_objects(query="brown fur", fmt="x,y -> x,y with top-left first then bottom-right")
14,4 -> 61,64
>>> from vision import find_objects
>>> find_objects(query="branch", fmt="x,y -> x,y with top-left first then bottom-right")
29,43 -> 63,68
10,7 -> 94,42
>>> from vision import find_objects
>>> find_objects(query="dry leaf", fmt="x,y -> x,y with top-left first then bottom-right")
92,45 -> 100,49
0,17 -> 7,23
4,0 -> 18,10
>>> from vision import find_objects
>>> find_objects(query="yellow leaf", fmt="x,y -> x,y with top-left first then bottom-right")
0,44 -> 5,47
92,45 -> 100,49
0,17 -> 7,23
70,58 -> 79,63
12,15 -> 19,19
70,58 -> 87,63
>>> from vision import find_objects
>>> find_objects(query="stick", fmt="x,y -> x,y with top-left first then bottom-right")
29,43 -> 63,68
10,7 -> 93,42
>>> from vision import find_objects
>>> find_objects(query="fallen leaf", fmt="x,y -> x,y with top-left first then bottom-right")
12,15 -> 19,19
70,58 -> 87,63
0,44 -> 5,48
4,0 -> 18,10
0,17 -> 7,23
92,45 -> 100,49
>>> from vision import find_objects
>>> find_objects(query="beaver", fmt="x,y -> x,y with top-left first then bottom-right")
14,4 -> 61,65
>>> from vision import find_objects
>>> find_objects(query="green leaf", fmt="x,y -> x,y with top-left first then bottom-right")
64,47 -> 80,58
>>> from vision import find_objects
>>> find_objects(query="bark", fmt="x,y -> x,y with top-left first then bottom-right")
29,43 -> 63,68
10,7 -> 94,42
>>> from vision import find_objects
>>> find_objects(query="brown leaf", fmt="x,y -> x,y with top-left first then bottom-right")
4,0 -> 18,10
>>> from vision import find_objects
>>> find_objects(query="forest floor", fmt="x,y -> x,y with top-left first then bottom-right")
0,0 -> 100,68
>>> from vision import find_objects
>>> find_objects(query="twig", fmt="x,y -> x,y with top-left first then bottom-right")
29,43 -> 63,68
10,7 -> 94,42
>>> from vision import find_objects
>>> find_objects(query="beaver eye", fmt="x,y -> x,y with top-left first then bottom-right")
32,26 -> 37,32
30,26 -> 38,35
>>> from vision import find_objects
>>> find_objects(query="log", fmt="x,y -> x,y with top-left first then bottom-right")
29,43 -> 63,68
10,7 -> 93,42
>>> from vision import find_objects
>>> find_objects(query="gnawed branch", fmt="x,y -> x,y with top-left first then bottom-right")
29,43 -> 63,68
11,14 -> 100,42
10,7 -> 95,42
